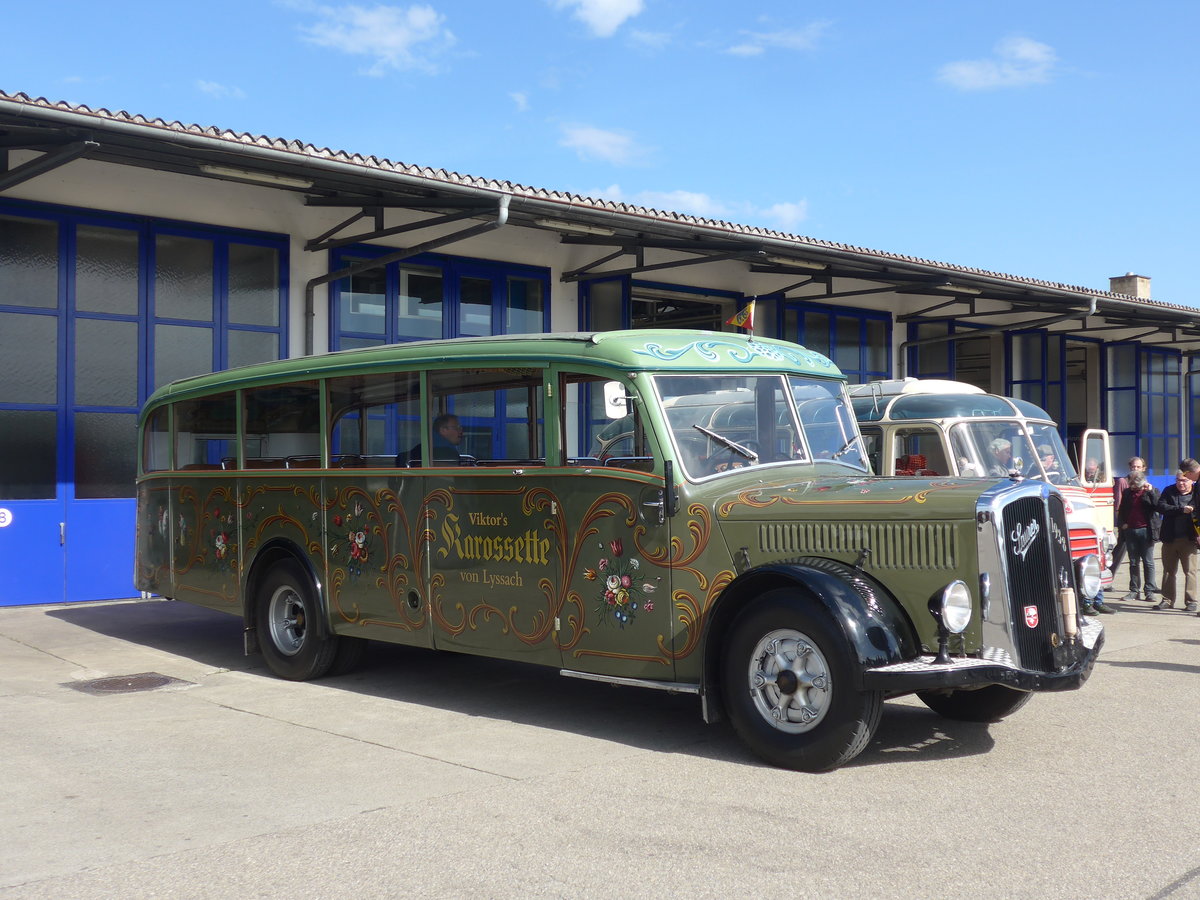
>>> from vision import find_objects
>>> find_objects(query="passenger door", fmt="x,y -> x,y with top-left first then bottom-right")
421,366 -> 564,665
552,373 -> 677,681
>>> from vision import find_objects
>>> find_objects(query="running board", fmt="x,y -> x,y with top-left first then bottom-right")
559,669 -> 699,694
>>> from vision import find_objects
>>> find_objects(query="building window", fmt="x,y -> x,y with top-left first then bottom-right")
906,321 -> 995,392
1140,347 -> 1182,477
1007,331 -> 1066,431
785,302 -> 891,385
329,249 -> 549,347
0,200 -> 288,502
581,277 -> 738,333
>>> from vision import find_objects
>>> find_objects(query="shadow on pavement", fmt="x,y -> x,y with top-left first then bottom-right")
47,599 -> 998,771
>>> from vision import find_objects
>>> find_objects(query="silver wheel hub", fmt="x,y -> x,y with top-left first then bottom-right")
747,629 -> 831,733
267,585 -> 306,657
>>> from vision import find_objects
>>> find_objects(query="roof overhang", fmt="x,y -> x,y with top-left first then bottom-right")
3,92 -> 1199,351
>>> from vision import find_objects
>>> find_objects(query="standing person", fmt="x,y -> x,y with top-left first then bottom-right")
1181,457 -> 1200,482
1116,469 -> 1161,604
1155,471 -> 1200,612
1112,456 -> 1146,589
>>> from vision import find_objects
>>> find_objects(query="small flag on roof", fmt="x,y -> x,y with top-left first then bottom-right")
725,298 -> 755,332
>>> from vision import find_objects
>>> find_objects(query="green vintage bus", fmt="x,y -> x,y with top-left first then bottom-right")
135,330 -> 1104,771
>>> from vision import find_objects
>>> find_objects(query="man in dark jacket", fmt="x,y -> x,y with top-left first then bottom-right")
1155,471 -> 1199,612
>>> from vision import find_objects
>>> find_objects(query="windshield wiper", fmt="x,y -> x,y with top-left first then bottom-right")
692,424 -> 759,462
831,433 -> 863,460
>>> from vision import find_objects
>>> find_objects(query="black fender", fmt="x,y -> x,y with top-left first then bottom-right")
699,557 -> 920,722
241,538 -> 330,651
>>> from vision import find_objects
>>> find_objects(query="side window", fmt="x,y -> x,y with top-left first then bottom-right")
427,368 -> 545,464
858,426 -> 883,475
560,373 -> 648,466
174,392 -> 236,469
142,406 -> 171,473
328,371 -> 422,467
894,427 -> 948,476
243,381 -> 321,468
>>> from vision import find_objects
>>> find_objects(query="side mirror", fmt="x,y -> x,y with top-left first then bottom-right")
603,381 -> 630,419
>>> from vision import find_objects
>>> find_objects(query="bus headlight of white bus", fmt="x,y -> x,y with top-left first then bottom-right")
1075,554 -> 1102,601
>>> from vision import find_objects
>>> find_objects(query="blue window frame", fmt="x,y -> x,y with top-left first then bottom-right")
905,320 -> 996,392
1006,330 -> 1067,432
783,301 -> 891,385
0,198 -> 288,502
580,277 -> 737,332
329,246 -> 549,349
1140,347 -> 1182,480
1104,343 -> 1182,481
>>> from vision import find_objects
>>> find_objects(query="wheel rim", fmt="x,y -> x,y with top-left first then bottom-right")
266,584 -> 307,657
746,628 -> 832,733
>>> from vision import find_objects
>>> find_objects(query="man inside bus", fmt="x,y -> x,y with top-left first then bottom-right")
401,412 -> 466,465
430,413 -> 466,463
987,437 -> 1015,476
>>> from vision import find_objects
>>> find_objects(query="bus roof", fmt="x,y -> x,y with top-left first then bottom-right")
142,330 -> 843,409
852,390 -> 1055,423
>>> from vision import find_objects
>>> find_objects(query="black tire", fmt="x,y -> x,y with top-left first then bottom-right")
328,635 -> 369,676
917,685 -> 1033,722
255,560 -> 338,681
722,589 -> 883,772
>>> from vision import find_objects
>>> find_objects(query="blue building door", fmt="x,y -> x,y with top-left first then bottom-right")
0,214 -> 142,605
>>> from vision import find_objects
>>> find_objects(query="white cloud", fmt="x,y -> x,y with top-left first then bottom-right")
559,125 -> 647,165
726,21 -> 829,56
550,0 -> 644,38
299,3 -> 455,76
630,29 -> 671,50
509,91 -> 529,112
760,201 -> 809,230
938,36 -> 1058,90
196,80 -> 246,100
584,184 -> 809,230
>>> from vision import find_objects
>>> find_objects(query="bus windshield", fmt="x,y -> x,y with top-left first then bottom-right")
651,373 -> 867,479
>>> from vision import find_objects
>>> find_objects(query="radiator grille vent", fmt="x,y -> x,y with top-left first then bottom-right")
759,521 -> 958,570
1002,494 -> 1063,672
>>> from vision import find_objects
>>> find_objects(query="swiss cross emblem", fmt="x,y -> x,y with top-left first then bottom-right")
1024,605 -> 1039,628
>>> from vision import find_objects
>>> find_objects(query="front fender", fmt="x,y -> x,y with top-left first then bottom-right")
700,558 -> 920,721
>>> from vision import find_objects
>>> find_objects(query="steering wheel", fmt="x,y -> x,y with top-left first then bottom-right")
705,441 -> 760,475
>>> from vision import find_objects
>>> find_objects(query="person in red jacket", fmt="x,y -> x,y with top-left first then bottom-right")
1116,469 -> 1161,604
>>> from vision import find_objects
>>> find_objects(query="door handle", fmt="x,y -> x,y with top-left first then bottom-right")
60,522 -> 66,546
642,495 -> 665,526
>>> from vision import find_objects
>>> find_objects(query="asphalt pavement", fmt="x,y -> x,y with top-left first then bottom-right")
2,561 -> 1199,899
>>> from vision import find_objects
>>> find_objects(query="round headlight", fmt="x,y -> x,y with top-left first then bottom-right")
934,580 -> 973,634
1075,553 -> 1102,601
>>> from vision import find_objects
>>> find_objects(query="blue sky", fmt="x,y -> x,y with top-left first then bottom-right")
5,1 -> 1198,305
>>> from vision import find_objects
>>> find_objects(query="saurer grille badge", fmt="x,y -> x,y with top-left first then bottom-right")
1024,605 -> 1039,628
1010,519 -> 1040,560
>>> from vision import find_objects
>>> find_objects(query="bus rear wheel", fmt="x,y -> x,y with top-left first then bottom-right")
255,561 -> 339,681
917,685 -> 1032,722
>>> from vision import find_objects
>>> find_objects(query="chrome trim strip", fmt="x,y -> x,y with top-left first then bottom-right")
559,669 -> 700,694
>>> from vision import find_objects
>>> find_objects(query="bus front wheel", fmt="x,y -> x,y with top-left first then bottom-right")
722,589 -> 882,772
255,561 -> 339,681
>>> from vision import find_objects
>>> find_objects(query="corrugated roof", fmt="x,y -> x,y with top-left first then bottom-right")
0,89 -> 1193,314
